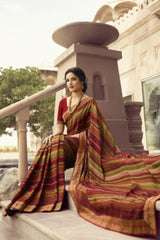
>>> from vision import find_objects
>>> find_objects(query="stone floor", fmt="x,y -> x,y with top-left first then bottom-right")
0,208 -> 158,240
1,153 -> 160,240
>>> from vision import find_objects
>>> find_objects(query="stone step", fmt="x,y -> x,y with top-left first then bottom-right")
0,216 -> 24,240
1,166 -> 160,240
64,184 -> 76,211
64,168 -> 76,211
1,201 -> 158,240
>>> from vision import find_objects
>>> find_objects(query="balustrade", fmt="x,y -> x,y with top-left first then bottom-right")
0,82 -> 65,182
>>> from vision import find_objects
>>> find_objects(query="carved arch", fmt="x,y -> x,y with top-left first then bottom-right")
93,1 -> 137,23
92,73 -> 105,100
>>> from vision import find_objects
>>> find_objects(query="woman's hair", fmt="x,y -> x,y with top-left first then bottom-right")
64,67 -> 87,93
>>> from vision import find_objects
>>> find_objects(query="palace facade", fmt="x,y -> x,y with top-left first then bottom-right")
94,0 -> 160,152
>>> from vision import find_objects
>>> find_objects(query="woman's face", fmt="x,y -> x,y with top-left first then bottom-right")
66,72 -> 83,93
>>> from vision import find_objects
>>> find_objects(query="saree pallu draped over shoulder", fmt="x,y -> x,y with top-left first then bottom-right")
5,97 -> 160,237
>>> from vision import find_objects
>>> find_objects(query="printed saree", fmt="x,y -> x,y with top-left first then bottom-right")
5,96 -> 160,237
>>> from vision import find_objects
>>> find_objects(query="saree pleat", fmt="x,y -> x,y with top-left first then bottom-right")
5,96 -> 160,237
5,135 -> 78,214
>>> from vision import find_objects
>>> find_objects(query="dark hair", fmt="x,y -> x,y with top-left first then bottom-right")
64,67 -> 87,93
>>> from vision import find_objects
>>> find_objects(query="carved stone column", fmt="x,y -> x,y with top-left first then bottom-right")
124,102 -> 147,154
16,107 -> 30,182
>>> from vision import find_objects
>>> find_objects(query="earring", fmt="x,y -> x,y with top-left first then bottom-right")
82,83 -> 84,92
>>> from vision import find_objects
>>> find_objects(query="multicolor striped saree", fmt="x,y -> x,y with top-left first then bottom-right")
5,96 -> 160,237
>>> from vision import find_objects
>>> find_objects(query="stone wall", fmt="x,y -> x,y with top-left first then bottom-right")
109,0 -> 160,151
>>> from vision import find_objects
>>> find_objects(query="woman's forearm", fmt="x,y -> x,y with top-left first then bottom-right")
54,123 -> 64,135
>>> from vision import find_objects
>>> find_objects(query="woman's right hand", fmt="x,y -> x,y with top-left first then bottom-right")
43,134 -> 54,144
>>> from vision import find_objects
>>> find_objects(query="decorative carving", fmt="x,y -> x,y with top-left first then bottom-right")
149,0 -> 160,19
93,1 -> 137,23
140,50 -> 147,66
154,43 -> 160,59
124,102 -> 147,154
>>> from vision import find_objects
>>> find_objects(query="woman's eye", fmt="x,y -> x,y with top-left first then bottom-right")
65,77 -> 77,82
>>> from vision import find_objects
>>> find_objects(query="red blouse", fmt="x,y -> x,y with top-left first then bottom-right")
57,98 -> 68,123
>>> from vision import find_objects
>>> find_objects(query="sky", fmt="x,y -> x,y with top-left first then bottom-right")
0,0 -> 109,69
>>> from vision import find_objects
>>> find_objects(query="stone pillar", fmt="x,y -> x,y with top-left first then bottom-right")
16,107 -> 30,182
38,68 -> 57,85
124,102 -> 147,154
52,22 -> 134,152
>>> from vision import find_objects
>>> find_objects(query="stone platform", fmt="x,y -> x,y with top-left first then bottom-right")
1,170 -> 160,240
1,200 -> 159,240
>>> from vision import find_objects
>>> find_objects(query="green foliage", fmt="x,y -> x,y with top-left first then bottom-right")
30,94 -> 55,138
0,67 -> 55,138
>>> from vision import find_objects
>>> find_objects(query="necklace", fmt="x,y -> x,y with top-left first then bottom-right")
68,93 -> 84,114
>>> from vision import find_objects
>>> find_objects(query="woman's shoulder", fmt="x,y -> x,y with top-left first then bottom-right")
59,98 -> 67,108
82,95 -> 95,103
59,97 -> 67,104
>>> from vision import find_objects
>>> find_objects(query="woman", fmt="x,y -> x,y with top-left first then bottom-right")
3,67 -> 160,237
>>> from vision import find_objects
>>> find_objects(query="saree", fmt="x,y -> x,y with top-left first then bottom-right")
5,96 -> 160,237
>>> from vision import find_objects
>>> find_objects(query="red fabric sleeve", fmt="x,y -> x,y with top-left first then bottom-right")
57,98 -> 67,123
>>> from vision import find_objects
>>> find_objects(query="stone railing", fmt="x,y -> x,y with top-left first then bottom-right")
0,82 -> 65,182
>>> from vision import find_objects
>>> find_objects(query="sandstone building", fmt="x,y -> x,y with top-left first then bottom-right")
94,0 -> 160,152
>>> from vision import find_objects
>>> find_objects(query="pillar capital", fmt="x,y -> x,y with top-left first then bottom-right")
16,107 -> 30,121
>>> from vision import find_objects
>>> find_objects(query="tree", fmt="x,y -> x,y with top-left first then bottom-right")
0,67 -> 55,138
